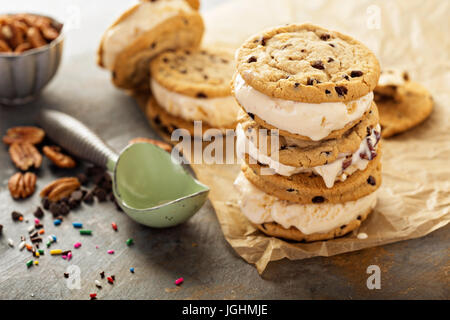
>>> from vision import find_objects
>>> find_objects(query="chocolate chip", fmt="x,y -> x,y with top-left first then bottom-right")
327,57 -> 334,62
367,176 -> 376,186
325,89 -> 331,95
41,197 -> 50,210
94,187 -> 107,202
12,211 -> 23,221
196,92 -> 207,98
340,225 -> 347,229
286,188 -> 296,192
86,166 -> 105,178
203,74 -> 209,80
184,50 -> 191,55
335,86 -> 348,96
154,115 -> 161,125
357,215 -> 362,220
162,57 -> 169,63
342,74 -> 349,80
403,71 -> 409,81
64,273 -> 69,278
31,237 -> 42,243
100,271 -> 105,279
311,61 -> 324,70
260,37 -> 266,46
280,145 -> 287,150
342,157 -> 352,170
77,173 -> 88,186
150,42 -> 156,49
83,191 -> 94,204
247,56 -> 257,63
350,70 -> 363,77
294,82 -> 300,88
33,207 -> 44,218
247,112 -> 255,120
320,33 -> 331,40
312,196 -> 325,203
111,275 -> 115,281
328,43 -> 335,47
59,203 -> 70,215
68,198 -> 81,210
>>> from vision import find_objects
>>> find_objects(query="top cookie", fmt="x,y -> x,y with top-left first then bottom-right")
150,47 -> 235,98
235,23 -> 380,103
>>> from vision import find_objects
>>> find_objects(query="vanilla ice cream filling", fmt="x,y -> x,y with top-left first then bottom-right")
234,73 -> 373,141
378,69 -> 407,86
102,1 -> 191,70
234,172 -> 377,235
151,79 -> 239,129
236,123 -> 381,188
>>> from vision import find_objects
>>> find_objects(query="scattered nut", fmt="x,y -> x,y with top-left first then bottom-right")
8,172 -> 37,199
40,177 -> 80,202
43,146 -> 76,168
2,126 -> 45,145
128,137 -> 172,153
9,142 -> 42,171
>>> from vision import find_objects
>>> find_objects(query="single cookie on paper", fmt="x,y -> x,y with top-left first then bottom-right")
149,47 -> 240,132
237,102 -> 380,168
97,0 -> 204,91
374,69 -> 433,138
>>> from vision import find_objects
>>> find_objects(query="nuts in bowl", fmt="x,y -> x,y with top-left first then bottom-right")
0,13 -> 64,105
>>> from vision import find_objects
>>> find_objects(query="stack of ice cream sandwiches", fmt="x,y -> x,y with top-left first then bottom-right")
97,0 -> 240,134
233,24 -> 382,242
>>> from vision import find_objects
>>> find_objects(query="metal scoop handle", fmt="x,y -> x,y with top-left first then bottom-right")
38,109 -> 118,170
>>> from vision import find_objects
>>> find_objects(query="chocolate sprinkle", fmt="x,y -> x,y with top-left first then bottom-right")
247,56 -> 257,63
196,92 -> 207,98
12,211 -> 23,221
320,33 -> 331,40
247,112 -> 255,120
311,61 -> 324,70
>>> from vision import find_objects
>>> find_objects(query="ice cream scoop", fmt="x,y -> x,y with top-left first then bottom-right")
38,109 -> 209,227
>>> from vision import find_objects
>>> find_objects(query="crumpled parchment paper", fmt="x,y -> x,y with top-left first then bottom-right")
139,0 -> 450,273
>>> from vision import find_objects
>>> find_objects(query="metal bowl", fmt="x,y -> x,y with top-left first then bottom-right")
0,14 -> 64,106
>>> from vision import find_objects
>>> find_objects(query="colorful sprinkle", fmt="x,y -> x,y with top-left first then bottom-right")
67,252 -> 72,260
25,244 -> 33,251
50,249 -> 63,255
38,229 -> 45,235
28,225 -> 35,233
107,276 -> 114,284
175,277 -> 184,285
19,241 -> 26,251
90,293 -> 97,300
8,238 -> 14,247
72,222 -> 83,228
130,267 -> 135,273
107,250 -> 114,254
53,219 -> 61,226
34,218 -> 40,224
95,280 -> 102,288
74,242 -> 82,249
34,260 -> 39,266
79,230 -> 92,235
62,255 -> 67,260
51,235 -> 57,242
126,238 -> 134,246
111,222 -> 118,231
38,249 -> 44,255
26,260 -> 33,267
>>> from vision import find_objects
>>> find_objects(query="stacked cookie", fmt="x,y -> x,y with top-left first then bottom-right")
233,24 -> 382,241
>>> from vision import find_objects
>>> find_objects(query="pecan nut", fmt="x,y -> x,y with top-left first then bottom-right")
128,137 -> 172,153
3,126 -> 45,145
43,146 -> 76,168
9,142 -> 42,171
8,172 -> 37,199
40,177 -> 80,202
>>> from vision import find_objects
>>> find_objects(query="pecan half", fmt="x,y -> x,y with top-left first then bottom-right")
8,172 -> 37,199
40,177 -> 81,202
128,137 -> 172,153
3,126 -> 45,145
43,146 -> 76,168
9,142 -> 42,171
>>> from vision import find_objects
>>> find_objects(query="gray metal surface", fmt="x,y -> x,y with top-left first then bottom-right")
0,0 -> 448,300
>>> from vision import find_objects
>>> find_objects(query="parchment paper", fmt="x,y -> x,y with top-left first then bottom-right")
142,0 -> 450,273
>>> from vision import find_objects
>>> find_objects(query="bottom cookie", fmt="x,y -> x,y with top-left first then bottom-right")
375,81 -> 433,138
256,207 -> 372,242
